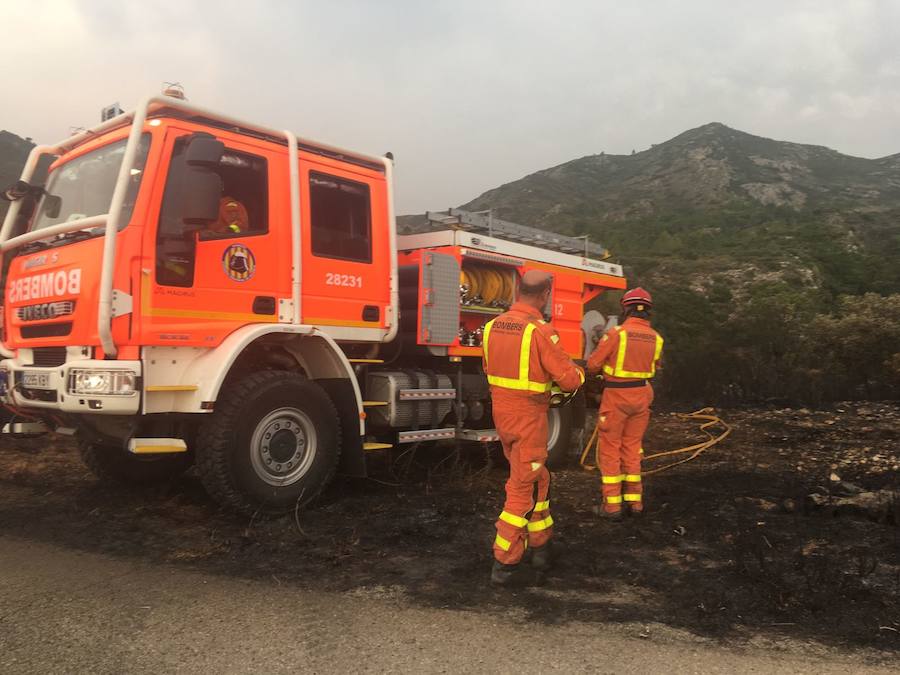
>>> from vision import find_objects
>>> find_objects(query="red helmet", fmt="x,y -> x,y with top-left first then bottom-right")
621,287 -> 653,310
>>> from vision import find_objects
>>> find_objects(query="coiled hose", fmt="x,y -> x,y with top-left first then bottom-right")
579,407 -> 731,476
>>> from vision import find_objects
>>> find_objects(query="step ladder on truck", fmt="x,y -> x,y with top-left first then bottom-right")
0,90 -> 626,515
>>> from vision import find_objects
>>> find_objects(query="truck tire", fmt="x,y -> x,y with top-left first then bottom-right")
79,439 -> 191,486
0,407 -> 10,439
196,371 -> 341,516
546,395 -> 587,469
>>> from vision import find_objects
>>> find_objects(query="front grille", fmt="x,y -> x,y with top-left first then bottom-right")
22,323 -> 73,339
30,347 -> 67,367
17,300 -> 76,322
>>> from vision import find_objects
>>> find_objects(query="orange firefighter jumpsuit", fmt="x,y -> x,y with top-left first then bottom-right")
587,317 -> 664,513
483,302 -> 585,565
213,196 -> 249,234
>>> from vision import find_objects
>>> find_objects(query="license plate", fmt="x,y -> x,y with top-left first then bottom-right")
21,370 -> 52,389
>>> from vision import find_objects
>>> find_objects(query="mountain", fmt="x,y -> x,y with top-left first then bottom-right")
416,123 -> 900,403
462,122 -> 900,224
452,123 -> 900,295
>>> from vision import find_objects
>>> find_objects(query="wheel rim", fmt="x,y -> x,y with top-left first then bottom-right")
250,407 -> 317,486
547,407 -> 561,449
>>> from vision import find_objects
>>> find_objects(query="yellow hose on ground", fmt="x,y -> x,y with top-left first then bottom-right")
579,407 -> 731,476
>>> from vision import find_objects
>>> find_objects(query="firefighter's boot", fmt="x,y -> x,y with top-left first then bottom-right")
597,507 -> 623,521
530,543 -> 553,571
491,561 -> 529,587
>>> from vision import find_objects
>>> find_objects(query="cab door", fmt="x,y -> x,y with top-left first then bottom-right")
143,128 -> 289,346
298,158 -> 390,337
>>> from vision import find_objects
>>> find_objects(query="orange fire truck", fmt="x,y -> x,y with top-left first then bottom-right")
0,91 -> 625,514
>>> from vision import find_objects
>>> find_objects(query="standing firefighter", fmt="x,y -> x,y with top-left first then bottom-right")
483,270 -> 585,585
587,287 -> 663,518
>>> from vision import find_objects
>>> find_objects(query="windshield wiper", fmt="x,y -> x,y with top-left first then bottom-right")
15,228 -> 98,256
53,229 -> 99,245
18,240 -> 51,254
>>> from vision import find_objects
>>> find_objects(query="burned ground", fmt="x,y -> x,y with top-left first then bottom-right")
0,403 -> 898,655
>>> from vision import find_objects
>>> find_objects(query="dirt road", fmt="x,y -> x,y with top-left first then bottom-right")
0,402 -> 898,671
0,536 -> 893,674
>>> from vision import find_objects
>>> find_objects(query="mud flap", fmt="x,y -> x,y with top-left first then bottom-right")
316,377 -> 366,477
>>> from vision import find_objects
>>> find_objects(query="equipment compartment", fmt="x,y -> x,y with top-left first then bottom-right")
457,260 -> 517,346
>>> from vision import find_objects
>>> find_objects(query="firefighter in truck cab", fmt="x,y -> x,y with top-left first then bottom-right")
482,270 -> 585,586
587,287 -> 664,518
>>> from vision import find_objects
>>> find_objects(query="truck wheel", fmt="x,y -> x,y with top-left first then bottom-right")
196,371 -> 341,516
79,439 -> 191,486
546,395 -> 587,469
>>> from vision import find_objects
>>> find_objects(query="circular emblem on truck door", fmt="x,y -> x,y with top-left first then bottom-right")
222,243 -> 256,282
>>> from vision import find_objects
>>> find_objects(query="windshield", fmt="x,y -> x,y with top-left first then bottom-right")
31,133 -> 151,232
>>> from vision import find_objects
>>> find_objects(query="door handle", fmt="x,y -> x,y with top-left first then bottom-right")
253,296 -> 276,315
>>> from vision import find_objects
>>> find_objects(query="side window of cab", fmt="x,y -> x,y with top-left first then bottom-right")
309,172 -> 372,263
156,137 -> 268,287
199,151 -> 268,240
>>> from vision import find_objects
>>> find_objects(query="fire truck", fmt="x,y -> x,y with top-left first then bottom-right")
0,91 -> 625,515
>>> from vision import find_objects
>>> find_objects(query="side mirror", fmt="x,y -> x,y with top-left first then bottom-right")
185,133 -> 224,168
181,168 -> 222,227
43,194 -> 62,219
180,133 -> 224,229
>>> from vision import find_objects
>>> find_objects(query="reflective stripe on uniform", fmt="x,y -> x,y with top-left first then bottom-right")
482,320 -> 495,367
606,495 -> 623,504
653,334 -> 664,365
534,500 -> 550,511
602,474 -> 625,484
499,511 -> 529,528
494,534 -> 512,551
602,330 -> 664,379
485,321 -> 553,393
527,515 -> 554,532
623,493 -> 642,502
624,474 -> 641,482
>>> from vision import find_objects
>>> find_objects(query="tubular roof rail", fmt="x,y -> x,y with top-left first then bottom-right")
425,208 -> 609,260
31,97 -> 387,172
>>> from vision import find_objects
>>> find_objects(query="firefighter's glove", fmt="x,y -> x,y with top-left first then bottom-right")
549,384 -> 565,407
549,383 -> 578,409
584,374 -> 605,398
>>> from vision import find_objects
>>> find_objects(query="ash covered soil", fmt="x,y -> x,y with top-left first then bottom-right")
1,402 -> 898,652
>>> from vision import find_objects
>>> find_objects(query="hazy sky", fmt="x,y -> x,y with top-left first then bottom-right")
2,0 -> 899,213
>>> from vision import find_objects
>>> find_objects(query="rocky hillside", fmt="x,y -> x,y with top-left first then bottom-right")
443,123 -> 900,301
447,124 -> 900,403
462,122 -> 900,225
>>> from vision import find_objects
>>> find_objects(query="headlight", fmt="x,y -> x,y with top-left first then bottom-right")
68,369 -> 137,396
